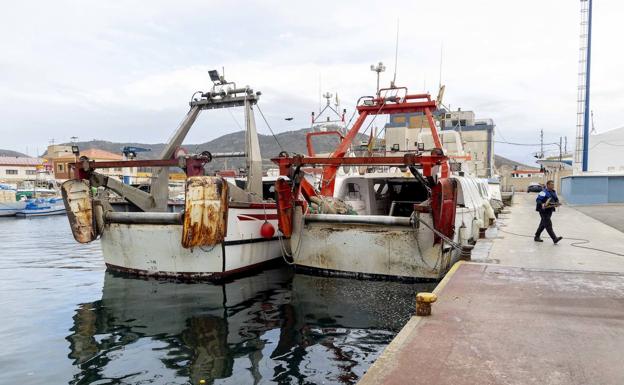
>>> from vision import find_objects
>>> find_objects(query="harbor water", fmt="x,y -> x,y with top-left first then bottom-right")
0,216 -> 435,385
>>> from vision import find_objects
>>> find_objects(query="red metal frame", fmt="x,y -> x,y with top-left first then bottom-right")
72,157 -> 210,180
283,90 -> 449,196
306,131 -> 344,156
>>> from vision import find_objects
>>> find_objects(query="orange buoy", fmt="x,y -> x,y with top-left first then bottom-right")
260,221 -> 275,239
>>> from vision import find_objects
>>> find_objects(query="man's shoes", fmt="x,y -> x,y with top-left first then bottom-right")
534,237 -> 544,242
553,236 -> 563,244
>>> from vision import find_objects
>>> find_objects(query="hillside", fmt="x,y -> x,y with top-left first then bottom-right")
0,149 -> 29,157
45,133 -> 531,172
494,154 -> 536,170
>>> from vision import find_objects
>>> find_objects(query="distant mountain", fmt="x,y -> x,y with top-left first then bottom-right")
0,149 -> 29,157
49,133 -> 532,172
494,154 -> 536,170
55,129 -> 369,170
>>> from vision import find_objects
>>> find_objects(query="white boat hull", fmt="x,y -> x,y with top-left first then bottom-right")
288,175 -> 490,281
290,207 -> 456,281
16,204 -> 66,217
0,201 -> 27,217
101,206 -> 284,279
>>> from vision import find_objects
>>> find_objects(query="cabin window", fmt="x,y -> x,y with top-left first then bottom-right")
25,170 -> 36,175
345,183 -> 361,200
57,164 -> 64,172
5,169 -> 18,175
374,183 -> 388,200
262,182 -> 276,201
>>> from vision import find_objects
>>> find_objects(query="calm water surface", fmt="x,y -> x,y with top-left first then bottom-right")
0,216 -> 435,385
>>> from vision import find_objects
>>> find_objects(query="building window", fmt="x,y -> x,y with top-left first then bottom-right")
25,170 -> 36,175
6,169 -> 18,175
58,163 -> 64,172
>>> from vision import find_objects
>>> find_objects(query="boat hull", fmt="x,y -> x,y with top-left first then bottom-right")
290,208 -> 455,281
16,207 -> 66,217
0,201 -> 27,217
101,207 -> 284,280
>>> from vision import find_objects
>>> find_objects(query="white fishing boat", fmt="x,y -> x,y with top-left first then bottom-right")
272,84 -> 493,281
62,71 -> 283,280
16,197 -> 66,217
0,186 -> 26,217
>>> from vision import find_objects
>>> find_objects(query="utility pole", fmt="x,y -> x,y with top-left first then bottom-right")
564,136 -> 568,154
559,137 -> 563,163
540,129 -> 544,158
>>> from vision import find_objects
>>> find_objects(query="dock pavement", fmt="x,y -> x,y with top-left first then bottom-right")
358,193 -> 624,385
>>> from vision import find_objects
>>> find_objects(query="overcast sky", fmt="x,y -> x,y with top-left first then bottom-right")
1,0 -> 622,165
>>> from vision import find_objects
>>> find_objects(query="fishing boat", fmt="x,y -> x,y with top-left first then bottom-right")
0,186 -> 26,217
16,197 -> 66,217
272,84 -> 492,281
61,71 -> 283,280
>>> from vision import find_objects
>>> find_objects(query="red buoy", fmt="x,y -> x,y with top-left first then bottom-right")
260,221 -> 275,239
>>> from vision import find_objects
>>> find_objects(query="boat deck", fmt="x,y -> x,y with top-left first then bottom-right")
358,193 -> 624,385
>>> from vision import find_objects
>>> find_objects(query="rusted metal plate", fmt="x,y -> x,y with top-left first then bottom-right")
182,176 -> 228,248
61,180 -> 96,243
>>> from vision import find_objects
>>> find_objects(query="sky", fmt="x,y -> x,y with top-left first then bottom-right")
1,0 -> 622,165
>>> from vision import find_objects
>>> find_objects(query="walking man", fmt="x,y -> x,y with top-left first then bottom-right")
535,180 -> 563,244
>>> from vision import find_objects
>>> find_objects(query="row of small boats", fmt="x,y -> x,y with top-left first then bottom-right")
0,187 -> 66,217
60,70 -> 506,283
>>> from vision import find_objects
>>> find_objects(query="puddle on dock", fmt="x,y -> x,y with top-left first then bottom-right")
0,216 -> 435,385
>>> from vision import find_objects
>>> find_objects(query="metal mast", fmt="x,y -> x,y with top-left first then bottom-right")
574,0 -> 593,173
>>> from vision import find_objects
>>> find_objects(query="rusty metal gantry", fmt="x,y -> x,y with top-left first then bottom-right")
273,87 -> 449,196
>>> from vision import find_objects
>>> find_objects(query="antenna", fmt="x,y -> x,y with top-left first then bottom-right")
392,18 -> 400,87
540,128 -> 544,158
318,73 -> 322,114
439,42 -> 443,88
370,62 -> 386,93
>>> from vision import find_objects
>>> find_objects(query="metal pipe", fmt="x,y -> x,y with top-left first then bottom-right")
582,0 -> 593,172
212,152 -> 246,158
105,211 -> 183,225
305,214 -> 412,227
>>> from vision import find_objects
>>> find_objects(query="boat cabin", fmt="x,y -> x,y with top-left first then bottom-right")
335,173 -> 429,217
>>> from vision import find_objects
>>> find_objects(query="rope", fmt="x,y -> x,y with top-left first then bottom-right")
410,212 -> 463,250
256,104 -> 285,151
277,203 -> 309,264
497,228 -> 624,257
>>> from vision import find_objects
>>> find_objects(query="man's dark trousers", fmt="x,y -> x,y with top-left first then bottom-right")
536,209 -> 556,240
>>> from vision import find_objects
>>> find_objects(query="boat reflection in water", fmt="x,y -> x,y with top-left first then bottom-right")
67,268 -> 435,384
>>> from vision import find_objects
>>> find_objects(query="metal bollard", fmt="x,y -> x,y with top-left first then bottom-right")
460,245 -> 474,261
416,292 -> 437,316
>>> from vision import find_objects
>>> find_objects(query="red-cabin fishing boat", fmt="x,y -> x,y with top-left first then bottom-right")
272,85 -> 490,281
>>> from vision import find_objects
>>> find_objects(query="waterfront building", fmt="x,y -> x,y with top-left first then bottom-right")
0,156 -> 44,183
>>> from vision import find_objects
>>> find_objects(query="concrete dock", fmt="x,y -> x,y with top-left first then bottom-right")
359,193 -> 624,385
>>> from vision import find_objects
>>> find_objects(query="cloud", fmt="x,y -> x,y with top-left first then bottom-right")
0,0 -> 622,166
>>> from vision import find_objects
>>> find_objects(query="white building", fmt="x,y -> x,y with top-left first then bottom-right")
588,126 -> 624,173
0,157 -> 44,183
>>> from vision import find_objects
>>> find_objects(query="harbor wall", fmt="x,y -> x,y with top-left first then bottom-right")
561,174 -> 624,204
